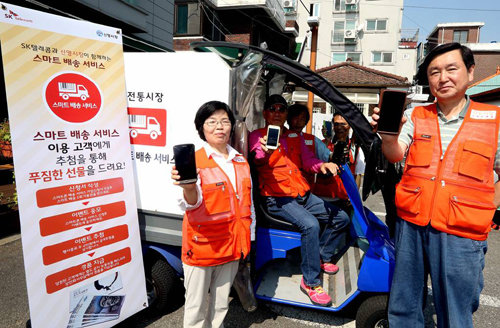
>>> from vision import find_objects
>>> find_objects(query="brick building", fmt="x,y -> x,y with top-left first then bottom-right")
292,59 -> 410,118
173,0 -> 298,58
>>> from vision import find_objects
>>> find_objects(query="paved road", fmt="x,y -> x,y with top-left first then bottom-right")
1,191 -> 499,327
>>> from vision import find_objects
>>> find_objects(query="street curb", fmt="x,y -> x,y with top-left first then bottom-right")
0,233 -> 21,246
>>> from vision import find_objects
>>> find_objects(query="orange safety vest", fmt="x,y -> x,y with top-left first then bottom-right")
395,101 -> 499,241
288,132 -> 316,186
312,139 -> 355,200
254,128 -> 310,197
182,148 -> 252,266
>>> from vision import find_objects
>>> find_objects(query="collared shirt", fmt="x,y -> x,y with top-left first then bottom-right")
177,142 -> 256,240
399,96 -> 500,175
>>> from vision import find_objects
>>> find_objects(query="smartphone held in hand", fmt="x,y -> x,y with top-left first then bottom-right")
266,125 -> 280,150
377,90 -> 407,135
173,144 -> 197,184
323,121 -> 332,138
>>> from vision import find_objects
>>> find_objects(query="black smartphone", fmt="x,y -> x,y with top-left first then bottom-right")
266,125 -> 280,150
323,121 -> 332,138
377,90 -> 407,134
173,144 -> 197,184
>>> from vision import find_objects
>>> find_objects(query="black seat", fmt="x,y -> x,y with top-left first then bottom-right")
254,195 -> 300,232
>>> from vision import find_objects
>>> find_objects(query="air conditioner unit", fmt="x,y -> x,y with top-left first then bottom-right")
345,0 -> 357,5
344,29 -> 356,39
283,0 -> 294,9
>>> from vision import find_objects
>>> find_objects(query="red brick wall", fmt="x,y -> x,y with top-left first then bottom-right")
472,52 -> 500,84
468,28 -> 479,43
439,27 -> 480,43
226,33 -> 250,44
173,37 -> 203,51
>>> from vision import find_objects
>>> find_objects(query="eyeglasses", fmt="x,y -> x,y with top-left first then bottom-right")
204,119 -> 232,127
266,104 -> 287,113
334,122 -> 348,127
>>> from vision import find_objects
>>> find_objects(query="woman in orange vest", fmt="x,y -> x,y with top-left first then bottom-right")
286,104 -> 332,186
171,101 -> 254,328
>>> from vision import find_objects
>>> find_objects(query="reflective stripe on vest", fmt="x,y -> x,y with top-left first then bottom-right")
255,128 -> 310,197
182,148 -> 252,266
395,101 -> 499,240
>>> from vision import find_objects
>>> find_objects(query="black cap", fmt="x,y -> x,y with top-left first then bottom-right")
264,94 -> 288,110
416,42 -> 474,85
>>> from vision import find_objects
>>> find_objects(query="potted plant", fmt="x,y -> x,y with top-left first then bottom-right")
0,120 -> 12,158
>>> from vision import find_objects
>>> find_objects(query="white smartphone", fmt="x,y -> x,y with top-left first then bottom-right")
266,125 -> 280,150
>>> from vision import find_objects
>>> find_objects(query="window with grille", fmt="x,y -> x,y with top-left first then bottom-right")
366,19 -> 387,31
332,20 -> 356,43
372,51 -> 393,63
453,30 -> 468,43
332,52 -> 361,64
175,2 -> 201,36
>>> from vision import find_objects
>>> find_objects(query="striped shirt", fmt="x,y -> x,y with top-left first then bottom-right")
398,97 -> 500,175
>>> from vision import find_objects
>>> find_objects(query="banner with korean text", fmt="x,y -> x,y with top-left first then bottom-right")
0,3 -> 147,328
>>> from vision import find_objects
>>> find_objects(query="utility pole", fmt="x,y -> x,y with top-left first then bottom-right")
306,15 -> 319,134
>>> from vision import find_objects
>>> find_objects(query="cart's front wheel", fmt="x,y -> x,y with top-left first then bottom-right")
146,257 -> 178,313
355,295 -> 389,328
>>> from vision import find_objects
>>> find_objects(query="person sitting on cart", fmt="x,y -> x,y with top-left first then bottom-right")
316,113 -> 364,200
287,105 -> 362,201
249,94 -> 350,307
286,103 -> 331,189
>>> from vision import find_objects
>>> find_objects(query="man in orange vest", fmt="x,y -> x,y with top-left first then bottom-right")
372,43 -> 500,327
249,95 -> 350,307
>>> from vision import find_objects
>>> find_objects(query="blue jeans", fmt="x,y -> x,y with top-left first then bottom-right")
388,218 -> 487,328
266,192 -> 350,287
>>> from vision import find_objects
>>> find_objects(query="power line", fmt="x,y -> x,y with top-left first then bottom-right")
405,5 -> 500,12
299,0 -> 310,15
199,2 -> 231,36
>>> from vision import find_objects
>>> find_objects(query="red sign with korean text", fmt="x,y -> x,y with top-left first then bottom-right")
45,247 -> 131,294
44,72 -> 102,123
127,107 -> 166,146
42,225 -> 129,265
36,177 -> 124,208
39,201 -> 126,236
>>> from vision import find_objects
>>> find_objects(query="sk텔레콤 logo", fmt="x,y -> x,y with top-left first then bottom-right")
96,30 -> 103,37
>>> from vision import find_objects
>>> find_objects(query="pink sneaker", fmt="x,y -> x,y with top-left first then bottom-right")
321,261 -> 339,275
300,278 -> 332,307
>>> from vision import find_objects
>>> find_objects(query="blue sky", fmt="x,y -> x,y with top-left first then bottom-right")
402,0 -> 500,43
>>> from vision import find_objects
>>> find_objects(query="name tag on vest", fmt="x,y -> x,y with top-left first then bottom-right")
233,156 -> 246,163
470,109 -> 496,120
304,140 -> 313,146
288,133 -> 298,137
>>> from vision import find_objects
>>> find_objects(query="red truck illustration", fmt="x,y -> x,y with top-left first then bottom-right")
128,114 -> 162,140
58,82 -> 90,101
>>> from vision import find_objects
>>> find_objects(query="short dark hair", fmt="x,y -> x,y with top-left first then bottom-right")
287,104 -> 310,124
194,100 -> 235,141
416,42 -> 475,85
264,94 -> 288,110
333,112 -> 343,120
